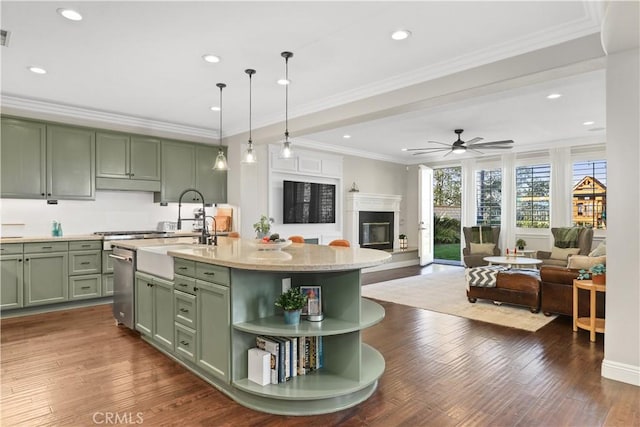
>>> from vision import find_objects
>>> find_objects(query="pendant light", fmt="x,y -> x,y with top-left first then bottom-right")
279,51 -> 294,159
213,82 -> 228,171
242,69 -> 257,164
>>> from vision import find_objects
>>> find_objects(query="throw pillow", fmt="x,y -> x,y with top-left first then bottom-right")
589,240 -> 606,257
568,255 -> 606,270
470,242 -> 495,255
550,246 -> 581,260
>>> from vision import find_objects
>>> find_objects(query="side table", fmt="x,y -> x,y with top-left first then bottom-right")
573,279 -> 606,342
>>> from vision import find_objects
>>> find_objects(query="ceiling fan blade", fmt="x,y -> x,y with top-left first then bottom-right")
470,144 -> 513,150
474,139 -> 514,146
404,147 -> 440,151
442,150 -> 453,158
427,140 -> 453,147
412,148 -> 449,155
468,147 -> 484,154
464,137 -> 484,145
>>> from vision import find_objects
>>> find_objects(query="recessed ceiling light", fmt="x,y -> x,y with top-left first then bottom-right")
210,106 -> 220,111
343,134 -> 351,139
546,93 -> 562,99
202,54 -> 220,63
583,121 -> 595,126
28,66 -> 47,74
57,8 -> 82,21
391,30 -> 411,40
277,78 -> 290,85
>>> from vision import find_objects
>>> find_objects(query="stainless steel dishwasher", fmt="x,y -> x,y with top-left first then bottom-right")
110,247 -> 136,329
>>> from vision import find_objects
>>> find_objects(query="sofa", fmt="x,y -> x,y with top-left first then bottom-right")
540,265 -> 605,317
467,268 -> 541,313
535,227 -> 593,267
462,226 -> 501,268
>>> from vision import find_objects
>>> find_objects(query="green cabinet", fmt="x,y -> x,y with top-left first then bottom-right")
1,254 -> 24,309
47,125 -> 95,200
96,132 -> 161,191
135,272 -> 174,352
155,141 -> 227,204
69,274 -> 101,300
196,280 -> 230,381
1,118 -> 47,198
24,252 -> 69,306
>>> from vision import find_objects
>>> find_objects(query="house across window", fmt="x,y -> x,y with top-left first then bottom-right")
572,160 -> 606,229
515,163 -> 550,228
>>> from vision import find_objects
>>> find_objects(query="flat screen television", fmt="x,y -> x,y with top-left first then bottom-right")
283,180 -> 336,224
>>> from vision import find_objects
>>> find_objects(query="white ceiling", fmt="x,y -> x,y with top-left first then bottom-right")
1,1 -> 606,164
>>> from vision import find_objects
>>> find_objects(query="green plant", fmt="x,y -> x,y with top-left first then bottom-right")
577,263 -> 606,280
253,215 -> 273,235
516,238 -> 527,248
275,287 -> 308,311
399,234 -> 407,239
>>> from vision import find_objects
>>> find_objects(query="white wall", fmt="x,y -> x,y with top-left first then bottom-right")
0,191 -> 224,237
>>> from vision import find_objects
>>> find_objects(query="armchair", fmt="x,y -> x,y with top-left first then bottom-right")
536,227 -> 593,267
462,226 -> 501,268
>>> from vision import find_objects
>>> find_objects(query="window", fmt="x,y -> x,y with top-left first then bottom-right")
572,160 -> 606,229
516,164 -> 550,228
476,168 -> 501,225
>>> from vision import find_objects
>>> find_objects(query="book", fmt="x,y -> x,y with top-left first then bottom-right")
270,336 -> 289,382
255,336 -> 279,384
300,286 -> 322,316
288,337 -> 298,378
317,336 -> 323,369
297,336 -> 306,376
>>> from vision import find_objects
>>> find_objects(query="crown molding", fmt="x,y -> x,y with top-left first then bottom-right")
293,137 -> 407,165
1,94 -> 217,141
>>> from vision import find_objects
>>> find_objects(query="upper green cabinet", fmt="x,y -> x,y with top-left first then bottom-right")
1,118 -> 95,200
155,141 -> 227,204
96,132 -> 161,191
47,125 -> 95,200
1,118 -> 47,198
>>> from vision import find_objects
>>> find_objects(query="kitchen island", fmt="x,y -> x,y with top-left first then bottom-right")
119,237 -> 390,415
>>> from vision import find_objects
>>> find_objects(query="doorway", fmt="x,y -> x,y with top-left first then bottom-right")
432,167 -> 462,265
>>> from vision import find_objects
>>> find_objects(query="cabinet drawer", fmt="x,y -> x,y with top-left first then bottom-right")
102,274 -> 114,296
69,250 -> 101,275
195,263 -> 229,286
175,322 -> 196,363
174,274 -> 197,295
0,244 -> 23,255
69,274 -> 102,300
24,241 -> 69,253
69,240 -> 102,251
174,258 -> 195,278
174,290 -> 196,328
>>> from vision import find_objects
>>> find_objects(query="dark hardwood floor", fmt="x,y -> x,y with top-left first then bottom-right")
2,266 -> 638,426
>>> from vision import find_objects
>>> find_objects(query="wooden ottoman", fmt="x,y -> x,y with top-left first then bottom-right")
467,269 -> 541,313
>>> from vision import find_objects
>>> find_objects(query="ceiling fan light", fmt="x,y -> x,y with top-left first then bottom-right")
452,146 -> 466,154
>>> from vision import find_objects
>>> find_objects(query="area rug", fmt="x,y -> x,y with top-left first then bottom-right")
362,268 -> 557,332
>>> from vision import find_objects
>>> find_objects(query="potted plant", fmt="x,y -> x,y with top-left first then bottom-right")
253,215 -> 273,239
577,263 -> 606,285
516,238 -> 527,250
399,234 -> 408,250
275,287 -> 308,325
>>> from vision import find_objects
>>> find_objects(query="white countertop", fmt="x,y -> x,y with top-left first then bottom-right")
0,234 -> 103,244
117,237 -> 392,272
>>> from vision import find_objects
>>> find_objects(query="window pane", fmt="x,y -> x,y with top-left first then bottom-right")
476,168 -> 501,225
516,164 -> 550,228
572,160 -> 606,229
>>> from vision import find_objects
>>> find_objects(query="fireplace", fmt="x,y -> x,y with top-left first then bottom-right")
359,211 -> 394,250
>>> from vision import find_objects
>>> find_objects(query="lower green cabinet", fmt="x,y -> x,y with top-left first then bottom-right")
24,252 -> 68,306
69,274 -> 102,300
102,274 -> 114,296
1,255 -> 24,309
175,322 -> 197,363
196,280 -> 230,382
135,272 -> 174,352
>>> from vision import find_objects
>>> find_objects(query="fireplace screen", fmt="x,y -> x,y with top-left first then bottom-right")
359,211 -> 394,250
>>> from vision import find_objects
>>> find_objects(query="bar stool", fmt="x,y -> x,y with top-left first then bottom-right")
329,239 -> 350,247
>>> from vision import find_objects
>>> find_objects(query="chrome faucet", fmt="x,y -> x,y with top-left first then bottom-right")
177,188 -> 215,245
204,215 -> 218,246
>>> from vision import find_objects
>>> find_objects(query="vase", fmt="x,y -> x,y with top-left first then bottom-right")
256,231 -> 267,239
592,274 -> 606,285
283,309 -> 301,325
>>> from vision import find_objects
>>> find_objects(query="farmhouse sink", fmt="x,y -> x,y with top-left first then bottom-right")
137,244 -> 197,280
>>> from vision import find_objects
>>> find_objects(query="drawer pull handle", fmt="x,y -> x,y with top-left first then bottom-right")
81,286 -> 91,290
179,283 -> 187,287
180,340 -> 189,346
179,308 -> 189,313
81,244 -> 91,248
41,246 -> 53,249
178,267 -> 187,270
80,262 -> 91,265
204,272 -> 215,276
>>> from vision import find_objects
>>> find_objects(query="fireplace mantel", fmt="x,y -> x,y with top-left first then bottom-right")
345,193 -> 402,249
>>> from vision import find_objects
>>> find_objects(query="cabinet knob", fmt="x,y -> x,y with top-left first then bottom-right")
25,258 -> 29,262
18,259 -> 22,263
41,193 -> 45,196
194,287 -> 198,291
180,340 -> 189,346
130,173 -> 135,177
179,308 -> 189,313
47,193 -> 52,196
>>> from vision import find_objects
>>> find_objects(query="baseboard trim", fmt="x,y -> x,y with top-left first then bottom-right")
1,297 -> 113,319
601,358 -> 640,386
363,259 -> 419,273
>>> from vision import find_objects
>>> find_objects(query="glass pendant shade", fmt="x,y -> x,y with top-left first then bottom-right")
279,139 -> 292,159
212,82 -> 228,170
242,69 -> 257,164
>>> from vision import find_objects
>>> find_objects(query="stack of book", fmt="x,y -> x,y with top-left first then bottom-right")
255,335 -> 323,385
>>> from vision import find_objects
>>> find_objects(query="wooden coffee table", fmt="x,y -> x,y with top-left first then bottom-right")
483,256 -> 542,269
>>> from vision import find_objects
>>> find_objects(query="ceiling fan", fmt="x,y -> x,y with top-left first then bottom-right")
405,129 -> 514,157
